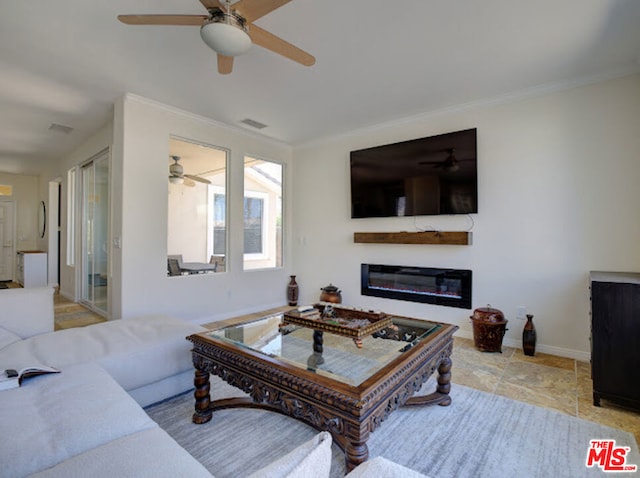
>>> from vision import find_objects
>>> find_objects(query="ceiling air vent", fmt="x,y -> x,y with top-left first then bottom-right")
48,123 -> 74,134
240,118 -> 268,130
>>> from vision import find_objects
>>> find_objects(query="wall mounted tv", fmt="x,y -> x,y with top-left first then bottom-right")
350,128 -> 477,218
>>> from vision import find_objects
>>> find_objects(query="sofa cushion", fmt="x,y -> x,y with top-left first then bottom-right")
27,428 -> 213,478
0,362 -> 158,477
0,315 -> 205,392
0,325 -> 21,350
247,431 -> 332,478
0,287 -> 54,339
345,456 -> 430,478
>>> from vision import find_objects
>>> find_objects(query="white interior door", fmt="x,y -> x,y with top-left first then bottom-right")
0,201 -> 15,281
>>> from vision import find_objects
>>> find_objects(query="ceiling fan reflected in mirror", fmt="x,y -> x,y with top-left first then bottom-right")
118,0 -> 315,74
419,148 -> 469,173
169,156 -> 212,186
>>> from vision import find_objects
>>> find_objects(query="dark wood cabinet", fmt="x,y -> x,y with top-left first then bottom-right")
590,271 -> 640,411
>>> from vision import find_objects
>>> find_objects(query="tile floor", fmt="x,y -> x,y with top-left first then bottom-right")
47,294 -> 639,444
53,293 -> 106,330
452,337 -> 640,443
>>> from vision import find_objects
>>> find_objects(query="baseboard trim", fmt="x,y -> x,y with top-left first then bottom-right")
454,330 -> 590,362
57,289 -> 76,302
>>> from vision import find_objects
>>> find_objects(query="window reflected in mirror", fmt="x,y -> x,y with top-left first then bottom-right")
167,137 -> 227,277
243,156 -> 283,270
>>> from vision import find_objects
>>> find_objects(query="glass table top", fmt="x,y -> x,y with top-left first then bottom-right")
205,312 -> 441,386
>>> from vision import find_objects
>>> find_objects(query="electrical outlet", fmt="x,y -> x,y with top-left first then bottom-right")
516,306 -> 527,320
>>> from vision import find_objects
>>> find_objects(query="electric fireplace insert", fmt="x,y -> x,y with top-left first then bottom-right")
361,264 -> 472,309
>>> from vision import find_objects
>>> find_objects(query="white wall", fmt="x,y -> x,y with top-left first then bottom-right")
113,94 -> 294,322
167,182 -> 209,261
291,73 -> 640,359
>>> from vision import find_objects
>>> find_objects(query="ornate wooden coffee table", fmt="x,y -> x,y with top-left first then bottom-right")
187,307 -> 458,472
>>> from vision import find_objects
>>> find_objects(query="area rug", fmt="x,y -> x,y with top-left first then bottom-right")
145,377 -> 640,478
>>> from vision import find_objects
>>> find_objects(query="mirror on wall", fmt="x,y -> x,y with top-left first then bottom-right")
167,137 -> 227,277
38,201 -> 46,238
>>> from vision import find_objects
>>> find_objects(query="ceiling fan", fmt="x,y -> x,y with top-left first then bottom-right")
419,149 -> 466,173
118,0 -> 315,75
169,156 -> 212,186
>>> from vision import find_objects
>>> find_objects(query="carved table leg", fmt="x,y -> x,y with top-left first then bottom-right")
404,356 -> 453,407
192,368 -> 212,424
435,356 -> 452,406
312,330 -> 325,365
345,440 -> 369,473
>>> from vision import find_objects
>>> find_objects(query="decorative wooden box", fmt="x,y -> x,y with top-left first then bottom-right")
283,304 -> 392,339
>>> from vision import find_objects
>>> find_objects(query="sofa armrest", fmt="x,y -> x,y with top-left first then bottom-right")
345,456 -> 430,478
247,432 -> 332,478
0,286 -> 54,339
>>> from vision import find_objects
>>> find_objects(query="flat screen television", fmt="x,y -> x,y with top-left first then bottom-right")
350,128 -> 477,218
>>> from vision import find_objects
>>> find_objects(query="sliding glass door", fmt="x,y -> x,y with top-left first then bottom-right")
80,150 -> 109,315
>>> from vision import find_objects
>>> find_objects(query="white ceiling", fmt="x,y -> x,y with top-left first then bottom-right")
1,0 -> 639,174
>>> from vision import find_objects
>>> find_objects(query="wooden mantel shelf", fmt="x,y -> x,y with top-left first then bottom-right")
354,231 -> 472,245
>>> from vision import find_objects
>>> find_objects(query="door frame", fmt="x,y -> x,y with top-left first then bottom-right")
47,179 -> 61,287
78,148 -> 110,318
0,199 -> 16,282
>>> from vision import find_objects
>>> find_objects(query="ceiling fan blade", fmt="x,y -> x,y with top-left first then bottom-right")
184,178 -> 196,187
200,0 -> 222,10
217,54 -> 234,74
185,174 -> 212,185
249,25 -> 315,66
233,0 -> 292,23
118,14 -> 207,26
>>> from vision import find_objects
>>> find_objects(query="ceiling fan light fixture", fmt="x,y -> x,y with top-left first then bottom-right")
169,176 -> 184,185
200,11 -> 251,57
445,163 -> 460,173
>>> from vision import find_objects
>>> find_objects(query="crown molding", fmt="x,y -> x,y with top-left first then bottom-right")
121,62 -> 640,153
295,65 -> 640,151
121,93 -> 291,150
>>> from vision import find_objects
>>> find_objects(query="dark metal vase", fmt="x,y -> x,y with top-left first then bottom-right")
522,314 -> 537,356
287,275 -> 299,306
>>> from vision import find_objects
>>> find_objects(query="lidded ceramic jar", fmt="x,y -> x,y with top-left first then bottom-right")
319,284 -> 342,303
470,304 -> 508,353
470,305 -> 506,323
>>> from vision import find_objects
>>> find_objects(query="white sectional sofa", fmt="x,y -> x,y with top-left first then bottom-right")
0,287 -> 426,477
2,362 -> 214,477
2,362 -> 335,478
0,287 -> 205,407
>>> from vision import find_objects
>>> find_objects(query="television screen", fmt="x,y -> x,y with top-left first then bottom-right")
350,128 -> 477,218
